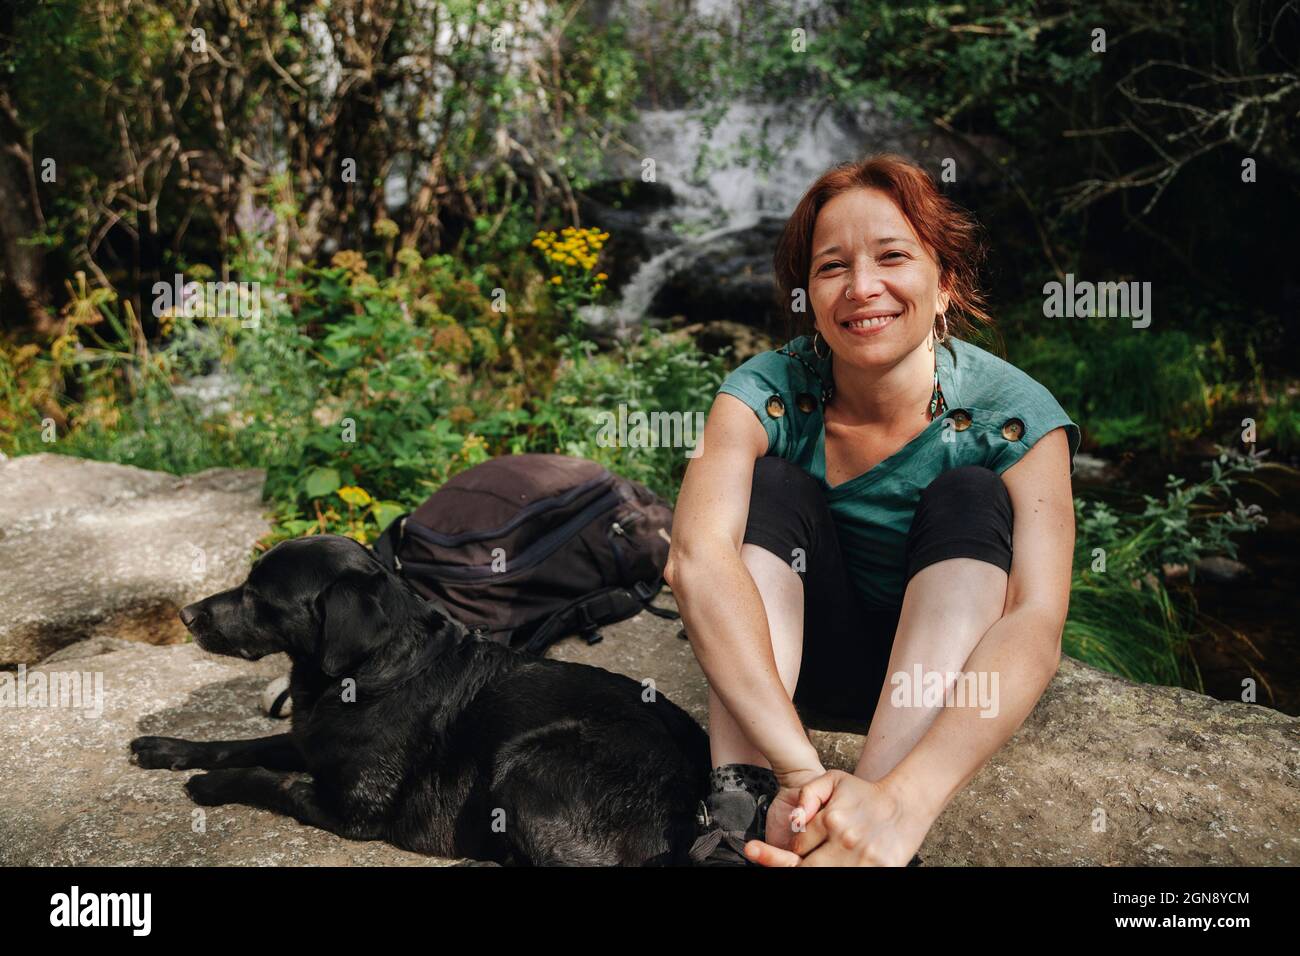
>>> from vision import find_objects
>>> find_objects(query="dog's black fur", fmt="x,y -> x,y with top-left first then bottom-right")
130,535 -> 711,865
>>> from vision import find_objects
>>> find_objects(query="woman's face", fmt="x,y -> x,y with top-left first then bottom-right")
807,187 -> 949,368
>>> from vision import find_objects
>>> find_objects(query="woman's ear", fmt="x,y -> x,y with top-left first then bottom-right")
315,570 -> 391,678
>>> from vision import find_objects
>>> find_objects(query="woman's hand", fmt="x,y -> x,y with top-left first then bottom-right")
760,766 -> 826,853
745,769 -> 930,866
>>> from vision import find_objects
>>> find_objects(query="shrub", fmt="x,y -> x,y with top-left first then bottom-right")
1066,447 -> 1268,686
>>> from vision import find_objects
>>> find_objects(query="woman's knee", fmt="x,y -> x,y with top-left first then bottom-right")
922,463 -> 1009,500
905,466 -> 1014,581
745,456 -> 830,567
751,454 -> 821,505
917,466 -> 1012,525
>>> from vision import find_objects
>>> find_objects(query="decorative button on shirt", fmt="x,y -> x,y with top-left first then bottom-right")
765,395 -> 785,418
949,409 -> 972,431
796,392 -> 817,414
1001,418 -> 1025,441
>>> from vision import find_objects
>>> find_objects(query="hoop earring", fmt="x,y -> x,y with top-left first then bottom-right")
812,330 -> 830,359
934,312 -> 949,344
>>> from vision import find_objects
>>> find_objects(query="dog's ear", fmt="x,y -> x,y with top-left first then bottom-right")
315,569 -> 392,678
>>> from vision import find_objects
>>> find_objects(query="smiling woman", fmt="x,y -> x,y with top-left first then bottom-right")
664,154 -> 1081,866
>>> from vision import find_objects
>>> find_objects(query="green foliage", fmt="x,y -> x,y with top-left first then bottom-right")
0,277 -> 229,470
996,302 -> 1213,453
1065,575 -> 1194,689
2,0 -> 645,321
1257,391 -> 1300,455
1,232 -> 724,543
1067,448 -> 1268,685
539,332 -> 726,502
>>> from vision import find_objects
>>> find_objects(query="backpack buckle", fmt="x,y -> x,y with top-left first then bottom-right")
575,605 -> 602,645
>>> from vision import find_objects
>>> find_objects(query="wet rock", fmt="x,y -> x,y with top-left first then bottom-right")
647,215 -> 788,331
1194,556 -> 1252,585
1071,452 -> 1117,484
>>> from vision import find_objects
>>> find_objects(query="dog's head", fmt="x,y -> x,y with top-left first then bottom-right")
180,535 -> 415,677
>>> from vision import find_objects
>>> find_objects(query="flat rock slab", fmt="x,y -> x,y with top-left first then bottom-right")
2,607 -> 1295,866
0,454 -> 270,666
0,455 -> 1293,865
0,638 -> 449,866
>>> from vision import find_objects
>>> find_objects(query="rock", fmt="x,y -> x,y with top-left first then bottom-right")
4,601 -> 1291,866
576,178 -> 682,296
550,604 -> 1299,866
0,454 -> 271,667
666,319 -> 778,364
1194,555 -> 1252,585
1071,452 -> 1116,484
647,215 -> 789,331
0,639 -> 445,865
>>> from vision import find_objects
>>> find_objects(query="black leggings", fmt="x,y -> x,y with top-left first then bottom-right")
741,456 -> 1014,725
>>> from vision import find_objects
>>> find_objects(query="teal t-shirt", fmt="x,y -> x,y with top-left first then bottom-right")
716,334 -> 1081,610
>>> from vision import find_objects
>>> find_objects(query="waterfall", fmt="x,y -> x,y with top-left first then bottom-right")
582,99 -> 906,334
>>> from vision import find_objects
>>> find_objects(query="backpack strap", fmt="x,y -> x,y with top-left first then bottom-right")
520,581 -> 680,656
632,579 -> 681,621
373,513 -> 407,572
521,587 -> 642,654
370,513 -> 465,629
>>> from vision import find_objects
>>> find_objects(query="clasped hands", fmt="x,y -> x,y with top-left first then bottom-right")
744,766 -> 929,867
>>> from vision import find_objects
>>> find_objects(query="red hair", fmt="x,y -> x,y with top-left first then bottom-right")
773,154 -> 992,341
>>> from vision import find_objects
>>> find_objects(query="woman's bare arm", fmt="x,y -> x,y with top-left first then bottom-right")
664,394 -> 824,777
884,427 -> 1075,823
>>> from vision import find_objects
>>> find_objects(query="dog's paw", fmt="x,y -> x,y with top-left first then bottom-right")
130,735 -> 200,770
185,769 -> 243,806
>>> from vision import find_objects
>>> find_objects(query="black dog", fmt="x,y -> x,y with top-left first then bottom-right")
130,535 -> 711,865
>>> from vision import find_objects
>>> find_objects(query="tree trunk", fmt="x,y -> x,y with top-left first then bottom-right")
0,88 -> 54,334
